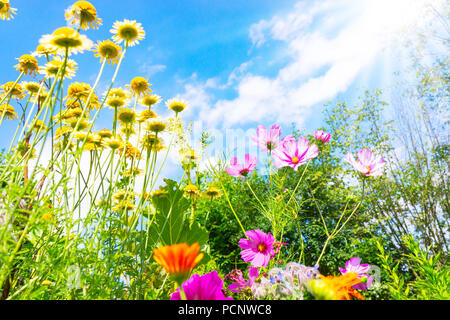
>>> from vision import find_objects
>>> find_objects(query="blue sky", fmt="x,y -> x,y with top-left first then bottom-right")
0,0 -> 446,170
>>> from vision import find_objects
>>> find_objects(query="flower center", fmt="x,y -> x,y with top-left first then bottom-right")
119,26 -> 139,40
291,156 -> 300,164
240,169 -> 249,177
266,142 -> 275,150
257,243 -> 267,253
366,166 -> 371,173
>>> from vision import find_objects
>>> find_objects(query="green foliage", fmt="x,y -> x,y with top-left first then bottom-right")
376,236 -> 449,300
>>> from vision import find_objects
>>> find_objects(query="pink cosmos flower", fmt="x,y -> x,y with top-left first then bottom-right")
251,124 -> 295,152
226,266 -> 259,293
314,130 -> 331,144
239,230 -> 275,268
170,270 -> 233,300
344,149 -> 385,177
225,154 -> 257,178
272,137 -> 319,171
339,257 -> 373,291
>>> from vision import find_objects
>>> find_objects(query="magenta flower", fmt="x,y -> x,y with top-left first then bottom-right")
226,267 -> 259,293
170,270 -> 233,300
339,257 -> 373,291
314,130 -> 331,144
344,149 -> 385,177
272,137 -> 319,171
225,154 -> 257,178
251,124 -> 295,152
239,230 -> 275,268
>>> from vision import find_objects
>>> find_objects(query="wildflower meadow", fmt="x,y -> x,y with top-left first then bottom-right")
0,0 -> 448,304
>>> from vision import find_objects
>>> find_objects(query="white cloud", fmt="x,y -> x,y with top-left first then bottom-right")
139,63 -> 167,76
171,0 -> 441,164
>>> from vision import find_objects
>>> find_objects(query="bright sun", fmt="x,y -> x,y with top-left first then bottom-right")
363,0 -> 437,33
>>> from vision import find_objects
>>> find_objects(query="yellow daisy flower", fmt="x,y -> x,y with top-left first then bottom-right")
97,129 -> 113,139
66,82 -> 100,110
0,104 -> 18,120
117,107 -> 136,124
127,76 -> 152,97
65,117 -> 91,131
112,190 -> 136,202
110,19 -> 145,47
104,136 -> 123,150
34,44 -> 57,57
146,117 -> 166,133
112,200 -> 136,212
39,56 -> 78,79
14,54 -> 39,76
29,120 -> 48,133
0,0 -> 17,20
21,81 -> 42,96
39,27 -> 93,55
166,98 -> 188,114
203,186 -> 222,200
55,126 -> 73,139
184,184 -> 200,199
65,1 -> 102,30
141,94 -> 161,108
94,40 -> 122,65
137,109 -> 157,123
1,81 -> 25,100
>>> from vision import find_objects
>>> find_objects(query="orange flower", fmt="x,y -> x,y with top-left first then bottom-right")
307,272 -> 364,300
153,243 -> 204,284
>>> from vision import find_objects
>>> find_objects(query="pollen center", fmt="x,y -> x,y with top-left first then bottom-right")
240,169 -> 249,177
257,243 -> 266,252
291,156 -> 299,164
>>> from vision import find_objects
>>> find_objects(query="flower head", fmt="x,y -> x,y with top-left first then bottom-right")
314,130 -> 331,144
14,54 -> 39,76
104,136 -> 123,150
239,230 -> 275,268
307,272 -> 364,300
141,94 -> 161,108
127,77 -> 151,97
110,19 -> 145,47
225,154 -> 257,178
137,109 -> 156,123
184,184 -> 200,199
105,87 -> 129,109
339,257 -> 373,290
166,98 -> 188,114
93,40 -> 122,65
146,118 -> 167,133
22,81 -> 42,96
1,81 -> 25,100
272,137 -> 318,171
203,186 -> 222,200
0,104 -> 18,120
227,267 -> 259,293
39,27 -> 93,55
251,124 -> 295,152
344,149 -> 385,177
0,0 -> 17,20
34,44 -> 57,57
153,242 -> 204,284
40,56 -> 78,79
117,107 -> 136,125
171,271 -> 233,300
65,1 -> 102,30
